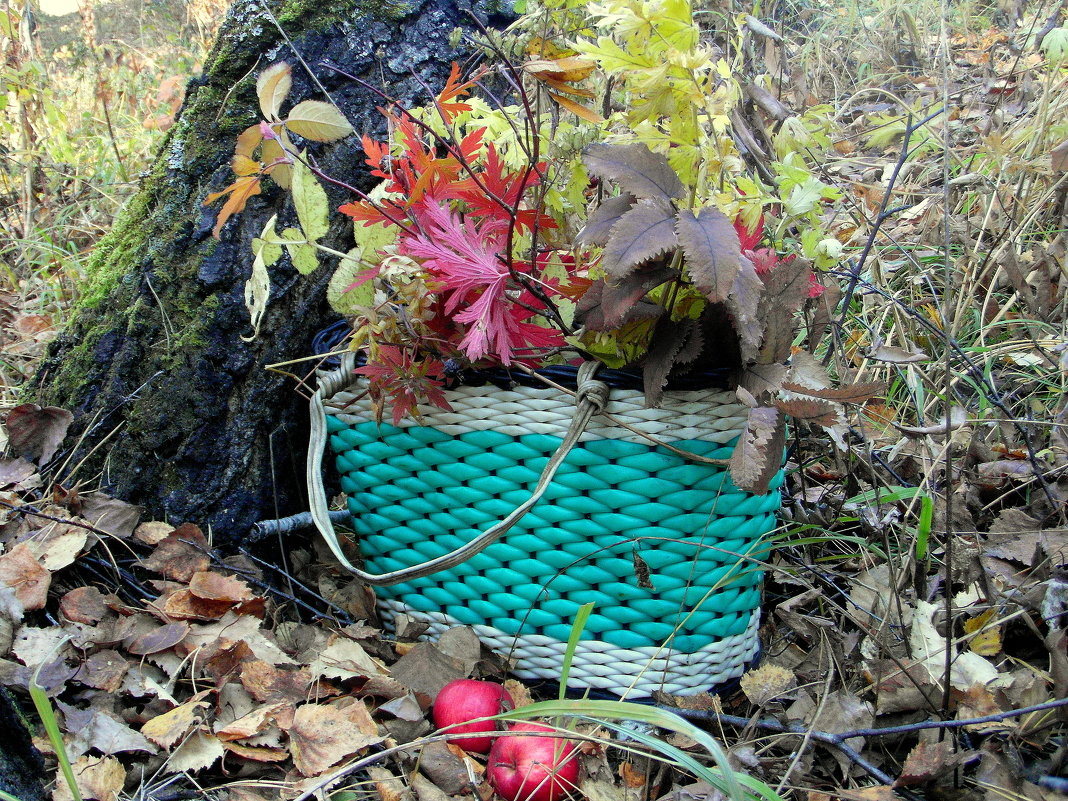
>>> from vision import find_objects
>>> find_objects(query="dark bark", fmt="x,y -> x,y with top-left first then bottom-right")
33,0 -> 507,542
0,688 -> 46,801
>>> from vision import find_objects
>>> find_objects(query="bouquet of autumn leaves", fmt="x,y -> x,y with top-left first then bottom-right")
210,60 -> 880,492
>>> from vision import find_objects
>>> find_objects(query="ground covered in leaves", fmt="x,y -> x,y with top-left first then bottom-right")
3,0 -> 1068,800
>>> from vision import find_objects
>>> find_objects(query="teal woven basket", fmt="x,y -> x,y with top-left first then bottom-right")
308,355 -> 783,697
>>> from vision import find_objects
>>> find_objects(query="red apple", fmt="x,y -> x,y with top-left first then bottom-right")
433,679 -> 514,753
486,722 -> 580,801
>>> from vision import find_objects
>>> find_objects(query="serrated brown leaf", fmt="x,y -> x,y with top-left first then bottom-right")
643,317 -> 696,407
240,660 -> 314,704
286,703 -> 384,776
161,588 -> 234,621
759,254 -> 812,313
0,543 -> 49,611
729,406 -> 785,494
576,193 -> 635,247
4,404 -> 73,465
582,142 -> 684,202
139,522 -> 210,581
741,364 -> 787,400
739,664 -> 796,706
676,206 -> 742,303
575,267 -> 674,331
216,702 -> 286,741
894,740 -> 957,787
774,397 -> 841,427
600,199 -> 678,279
726,255 -> 763,359
127,621 -> 190,655
781,381 -> 885,403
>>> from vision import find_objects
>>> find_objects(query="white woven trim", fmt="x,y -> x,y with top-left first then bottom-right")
379,600 -> 759,697
327,382 -> 748,445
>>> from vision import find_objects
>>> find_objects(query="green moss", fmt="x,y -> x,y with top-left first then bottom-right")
78,190 -> 153,309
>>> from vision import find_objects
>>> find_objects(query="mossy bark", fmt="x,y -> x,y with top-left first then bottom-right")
33,0 -> 506,542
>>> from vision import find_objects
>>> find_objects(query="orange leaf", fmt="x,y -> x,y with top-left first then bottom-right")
235,124 -> 263,159
205,176 -> 262,238
547,91 -> 605,123
232,154 -> 261,177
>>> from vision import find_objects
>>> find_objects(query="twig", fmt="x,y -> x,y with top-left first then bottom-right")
249,510 -> 351,541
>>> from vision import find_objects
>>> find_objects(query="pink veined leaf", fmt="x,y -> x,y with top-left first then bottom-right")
399,199 -> 556,365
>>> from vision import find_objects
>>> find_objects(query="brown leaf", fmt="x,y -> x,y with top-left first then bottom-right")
161,588 -> 234,621
60,703 -> 156,756
1052,138 -> 1068,172
53,755 -> 125,801
726,255 -> 764,360
216,702 -> 286,741
895,740 -> 969,787
286,703 -> 384,776
79,495 -> 141,539
73,650 -> 129,692
367,766 -> 413,801
60,586 -> 111,624
419,739 -> 470,795
894,406 -> 967,436
676,206 -> 742,303
390,642 -> 465,697
127,621 -> 191,656
643,316 -> 696,407
139,523 -> 210,581
221,741 -> 290,762
133,521 -> 176,545
869,344 -> 929,364
0,458 -> 36,488
575,269 -> 673,331
240,660 -> 314,704
141,695 -> 210,749
310,636 -> 386,681
4,404 -> 73,465
576,194 -> 635,247
774,397 -> 841,427
188,570 -> 254,603
600,199 -> 678,280
781,381 -> 885,404
0,543 -> 50,611
582,142 -> 684,203
729,406 -> 785,494
167,728 -> 225,773
436,627 -> 482,677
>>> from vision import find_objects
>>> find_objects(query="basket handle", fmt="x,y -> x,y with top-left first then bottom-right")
308,358 -> 609,586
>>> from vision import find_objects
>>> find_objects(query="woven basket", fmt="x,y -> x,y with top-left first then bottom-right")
309,355 -> 783,697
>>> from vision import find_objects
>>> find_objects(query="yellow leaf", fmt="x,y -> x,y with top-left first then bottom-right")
232,154 -> 261,177
964,608 -> 1002,656
256,61 -> 292,121
547,91 -> 604,123
286,100 -> 353,142
235,124 -> 263,159
261,138 -> 291,188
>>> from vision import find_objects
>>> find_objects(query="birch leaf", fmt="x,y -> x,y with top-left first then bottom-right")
286,100 -> 354,142
256,62 -> 292,121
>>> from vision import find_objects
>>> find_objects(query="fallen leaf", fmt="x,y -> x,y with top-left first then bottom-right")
4,404 -> 73,465
240,660 -> 314,704
59,587 -> 111,625
60,703 -> 156,756
895,407 -> 968,436
166,728 -> 224,773
52,755 -> 124,801
739,664 -> 797,705
79,495 -> 141,539
139,523 -> 210,581
310,636 -> 386,681
869,344 -> 929,364
73,650 -> 129,692
141,694 -> 210,749
188,570 -> 254,602
0,458 -> 36,488
0,543 -> 50,611
127,621 -> 191,656
963,609 -> 1002,656
286,703 -> 384,776
389,642 -> 465,697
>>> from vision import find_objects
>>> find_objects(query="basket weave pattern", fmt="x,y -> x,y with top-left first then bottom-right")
325,381 -> 783,697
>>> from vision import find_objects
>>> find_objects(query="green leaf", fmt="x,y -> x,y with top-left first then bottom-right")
281,228 -> 319,275
328,248 -> 375,316
291,153 -> 330,242
285,100 -> 354,142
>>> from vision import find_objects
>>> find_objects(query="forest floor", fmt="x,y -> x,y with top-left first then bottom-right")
1,1 -> 1068,801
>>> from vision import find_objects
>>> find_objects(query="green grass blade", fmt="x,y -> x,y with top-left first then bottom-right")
916,494 -> 933,561
30,636 -> 82,801
498,699 -> 781,801
559,603 -> 595,700
0,791 -> 25,801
